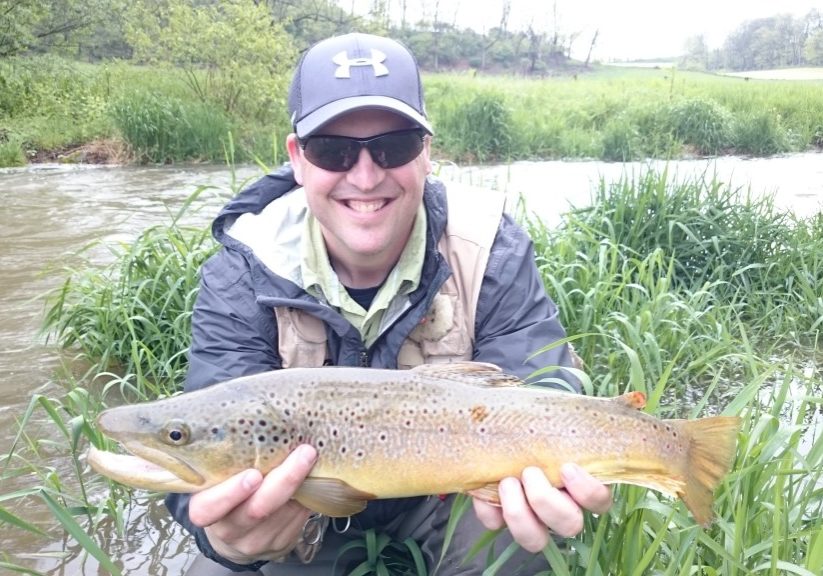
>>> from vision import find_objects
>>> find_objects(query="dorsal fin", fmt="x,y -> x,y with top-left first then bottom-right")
411,361 -> 523,387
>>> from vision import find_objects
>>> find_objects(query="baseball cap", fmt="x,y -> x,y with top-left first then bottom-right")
288,33 -> 433,138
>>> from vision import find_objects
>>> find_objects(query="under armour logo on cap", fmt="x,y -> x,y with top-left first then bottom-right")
332,49 -> 389,78
288,33 -> 433,138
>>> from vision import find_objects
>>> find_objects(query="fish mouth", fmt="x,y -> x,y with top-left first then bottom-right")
86,443 -> 207,493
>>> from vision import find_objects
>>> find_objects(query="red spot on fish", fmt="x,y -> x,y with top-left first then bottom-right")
470,405 -> 489,423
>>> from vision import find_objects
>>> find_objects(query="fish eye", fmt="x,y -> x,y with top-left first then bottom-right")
161,420 -> 191,446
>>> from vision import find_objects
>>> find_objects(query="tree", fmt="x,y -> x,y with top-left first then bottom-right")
805,28 -> 823,65
681,34 -> 709,70
0,0 -> 121,57
125,0 -> 296,122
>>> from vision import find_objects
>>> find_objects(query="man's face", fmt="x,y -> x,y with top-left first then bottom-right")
287,109 -> 432,285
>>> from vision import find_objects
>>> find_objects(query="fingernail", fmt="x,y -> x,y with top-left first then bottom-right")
296,444 -> 318,465
560,463 -> 582,483
241,469 -> 262,491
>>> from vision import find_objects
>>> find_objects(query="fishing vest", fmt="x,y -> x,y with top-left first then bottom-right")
273,184 -> 507,369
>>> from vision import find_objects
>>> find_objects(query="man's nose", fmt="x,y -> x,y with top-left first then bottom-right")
346,147 -> 385,190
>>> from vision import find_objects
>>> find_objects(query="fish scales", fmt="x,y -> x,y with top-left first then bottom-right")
87,362 -> 740,525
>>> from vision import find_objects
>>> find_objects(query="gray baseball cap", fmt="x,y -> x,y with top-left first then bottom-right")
288,33 -> 433,138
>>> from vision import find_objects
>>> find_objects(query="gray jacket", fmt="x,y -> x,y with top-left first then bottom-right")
166,165 -> 578,571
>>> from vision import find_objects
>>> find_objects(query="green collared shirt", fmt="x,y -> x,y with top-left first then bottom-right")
302,203 -> 427,347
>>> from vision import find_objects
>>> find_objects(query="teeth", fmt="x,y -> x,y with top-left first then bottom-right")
347,200 -> 386,213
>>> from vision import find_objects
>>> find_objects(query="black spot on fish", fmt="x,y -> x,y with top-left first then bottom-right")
259,420 -> 266,427
238,418 -> 245,424
258,435 -> 265,442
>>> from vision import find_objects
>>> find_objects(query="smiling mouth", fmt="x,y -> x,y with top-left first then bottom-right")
345,199 -> 389,213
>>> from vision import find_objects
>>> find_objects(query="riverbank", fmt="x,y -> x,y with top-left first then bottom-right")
4,57 -> 823,168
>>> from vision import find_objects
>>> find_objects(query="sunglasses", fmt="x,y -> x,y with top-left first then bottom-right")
299,128 -> 426,172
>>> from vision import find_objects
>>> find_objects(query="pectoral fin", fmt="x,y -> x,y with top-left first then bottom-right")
294,477 -> 376,517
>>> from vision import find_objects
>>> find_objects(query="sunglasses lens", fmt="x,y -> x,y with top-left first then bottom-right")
302,138 -> 360,172
301,130 -> 424,172
368,130 -> 424,169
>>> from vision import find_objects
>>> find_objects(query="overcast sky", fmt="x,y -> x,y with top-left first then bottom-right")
352,0 -> 822,60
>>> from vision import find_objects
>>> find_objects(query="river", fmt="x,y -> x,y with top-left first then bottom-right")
0,153 -> 820,574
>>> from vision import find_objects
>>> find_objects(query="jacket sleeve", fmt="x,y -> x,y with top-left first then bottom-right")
165,247 -> 280,572
473,214 -> 580,392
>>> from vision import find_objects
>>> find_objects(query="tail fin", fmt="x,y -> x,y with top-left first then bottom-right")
679,415 -> 740,526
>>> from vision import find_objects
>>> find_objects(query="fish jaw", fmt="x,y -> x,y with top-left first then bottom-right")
86,443 -> 208,493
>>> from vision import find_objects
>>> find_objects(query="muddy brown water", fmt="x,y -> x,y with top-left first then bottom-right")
0,155 -> 820,574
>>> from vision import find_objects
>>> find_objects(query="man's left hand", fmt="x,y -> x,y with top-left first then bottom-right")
472,463 -> 613,553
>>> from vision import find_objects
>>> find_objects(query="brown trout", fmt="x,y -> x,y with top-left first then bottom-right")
87,362 -> 740,525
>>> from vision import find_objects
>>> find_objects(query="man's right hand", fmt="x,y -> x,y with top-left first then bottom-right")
188,444 -> 319,565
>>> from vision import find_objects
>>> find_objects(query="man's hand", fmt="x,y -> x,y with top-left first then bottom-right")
473,463 -> 613,553
188,445 -> 318,565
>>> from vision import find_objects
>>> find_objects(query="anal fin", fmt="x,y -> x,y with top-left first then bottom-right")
466,482 -> 501,505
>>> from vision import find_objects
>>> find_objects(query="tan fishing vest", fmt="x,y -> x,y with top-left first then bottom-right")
273,184 -> 507,369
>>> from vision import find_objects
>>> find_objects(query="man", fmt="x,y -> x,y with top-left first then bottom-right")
168,32 -> 612,575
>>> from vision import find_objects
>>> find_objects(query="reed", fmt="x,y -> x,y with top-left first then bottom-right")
41,187 -> 220,399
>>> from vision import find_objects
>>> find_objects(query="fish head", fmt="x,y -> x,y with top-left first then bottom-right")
87,389 -> 284,493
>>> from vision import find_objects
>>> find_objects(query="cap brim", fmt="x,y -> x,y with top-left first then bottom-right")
294,96 -> 433,138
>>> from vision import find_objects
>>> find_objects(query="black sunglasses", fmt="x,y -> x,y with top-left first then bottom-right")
299,128 -> 426,172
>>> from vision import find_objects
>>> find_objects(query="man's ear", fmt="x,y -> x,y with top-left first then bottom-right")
286,134 -> 304,184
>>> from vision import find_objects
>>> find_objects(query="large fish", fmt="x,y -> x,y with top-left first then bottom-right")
87,362 -> 740,525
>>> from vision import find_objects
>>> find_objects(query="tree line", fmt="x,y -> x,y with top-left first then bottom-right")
2,0 -> 823,73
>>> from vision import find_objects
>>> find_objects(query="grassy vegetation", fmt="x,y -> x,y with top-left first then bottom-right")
2,56 -> 823,167
1,168 -> 820,574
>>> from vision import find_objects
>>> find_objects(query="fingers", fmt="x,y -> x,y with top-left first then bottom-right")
480,464 -> 614,554
473,497 -> 505,531
189,469 -> 263,527
244,445 -> 318,520
189,445 -> 319,566
498,475 -> 550,552
188,444 -> 317,527
560,463 -> 613,516
521,467 -> 583,538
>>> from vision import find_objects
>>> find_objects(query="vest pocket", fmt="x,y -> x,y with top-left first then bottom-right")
274,307 -> 328,368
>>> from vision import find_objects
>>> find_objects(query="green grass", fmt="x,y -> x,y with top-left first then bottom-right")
1,168 -> 821,574
425,68 -> 823,162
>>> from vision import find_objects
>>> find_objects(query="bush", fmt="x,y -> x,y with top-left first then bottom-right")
435,89 -> 513,162
667,98 -> 734,155
600,113 -> 641,161
109,92 -> 231,163
733,110 -> 790,155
